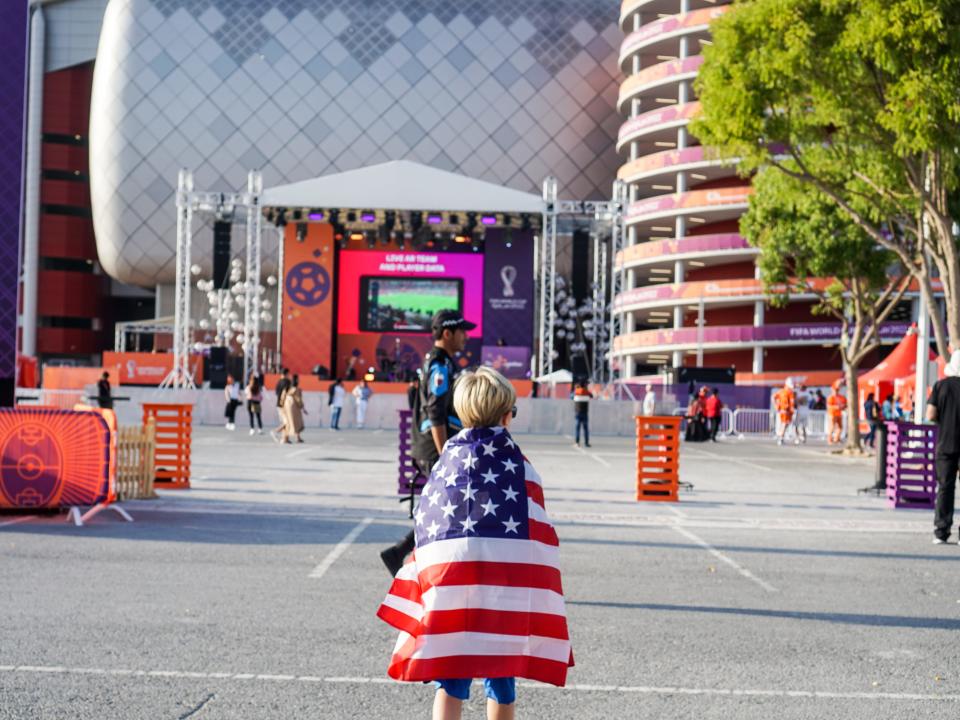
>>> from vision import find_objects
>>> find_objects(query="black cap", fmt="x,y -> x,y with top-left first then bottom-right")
431,309 -> 477,333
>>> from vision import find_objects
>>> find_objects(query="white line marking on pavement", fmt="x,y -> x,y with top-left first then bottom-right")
1,665 -> 955,702
684,447 -> 776,473
0,515 -> 36,528
671,525 -> 778,593
664,505 -> 686,519
308,517 -> 373,579
572,444 -> 611,467
288,448 -> 314,458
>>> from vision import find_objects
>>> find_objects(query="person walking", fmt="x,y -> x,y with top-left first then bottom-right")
773,379 -> 796,446
642,383 -> 656,416
927,351 -> 960,544
96,371 -> 113,410
270,368 -> 292,442
379,309 -> 474,576
280,374 -> 307,443
685,388 -> 709,442
328,378 -> 345,430
376,367 -> 573,714
353,378 -> 373,428
571,381 -> 592,447
863,392 -> 880,449
793,384 -> 810,444
827,381 -> 847,444
704,387 -> 723,441
223,374 -> 241,430
246,374 -> 264,435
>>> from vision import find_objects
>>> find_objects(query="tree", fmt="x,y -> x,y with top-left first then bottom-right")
691,0 -> 960,358
742,167 -> 909,451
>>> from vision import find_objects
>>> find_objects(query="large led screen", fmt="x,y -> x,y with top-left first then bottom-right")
338,250 -> 484,336
360,276 -> 463,333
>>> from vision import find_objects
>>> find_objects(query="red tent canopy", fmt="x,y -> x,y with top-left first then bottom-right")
858,326 -> 935,415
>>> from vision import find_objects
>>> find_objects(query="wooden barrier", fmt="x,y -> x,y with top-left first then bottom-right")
885,421 -> 937,509
635,416 -> 681,502
142,403 -> 192,490
116,417 -> 157,501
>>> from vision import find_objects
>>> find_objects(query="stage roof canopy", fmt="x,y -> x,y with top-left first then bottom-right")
261,160 -> 545,214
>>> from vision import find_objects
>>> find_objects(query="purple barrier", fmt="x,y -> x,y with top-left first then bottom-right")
397,409 -> 426,498
885,421 -> 937,509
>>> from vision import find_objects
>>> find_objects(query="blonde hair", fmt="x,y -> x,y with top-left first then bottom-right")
454,367 -> 516,428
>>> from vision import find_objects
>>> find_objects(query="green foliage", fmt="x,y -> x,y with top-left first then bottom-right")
690,0 -> 960,225
742,166 -> 896,312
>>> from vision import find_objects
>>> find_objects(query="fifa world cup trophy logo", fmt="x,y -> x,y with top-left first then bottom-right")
500,265 -> 517,298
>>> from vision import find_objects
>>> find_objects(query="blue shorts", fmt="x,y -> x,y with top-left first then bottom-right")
433,677 -> 516,704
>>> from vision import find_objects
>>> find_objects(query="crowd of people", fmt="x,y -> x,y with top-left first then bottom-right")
220,367 -> 374,442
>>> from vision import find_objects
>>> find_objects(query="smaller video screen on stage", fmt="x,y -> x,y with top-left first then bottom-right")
360,276 -> 464,333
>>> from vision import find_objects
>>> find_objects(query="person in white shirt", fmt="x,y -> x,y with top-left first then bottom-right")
352,379 -> 373,428
223,375 -> 241,430
642,384 -> 656,416
328,378 -> 346,430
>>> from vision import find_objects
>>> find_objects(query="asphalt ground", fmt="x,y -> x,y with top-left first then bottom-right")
2,425 -> 959,719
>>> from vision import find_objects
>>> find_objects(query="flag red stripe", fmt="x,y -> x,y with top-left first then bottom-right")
525,481 -> 544,507
376,604 -> 421,636
386,577 -> 422,603
418,608 -> 569,639
528,518 -> 559,546
418,561 -> 562,593
388,653 -> 571,687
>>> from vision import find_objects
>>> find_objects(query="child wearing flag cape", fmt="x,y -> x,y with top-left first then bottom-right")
377,367 -> 573,719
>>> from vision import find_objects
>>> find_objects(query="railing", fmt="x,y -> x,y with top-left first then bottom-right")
667,407 -> 834,439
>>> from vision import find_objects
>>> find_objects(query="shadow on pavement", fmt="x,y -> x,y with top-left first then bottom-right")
563,537 -> 960,562
567,600 -> 960,630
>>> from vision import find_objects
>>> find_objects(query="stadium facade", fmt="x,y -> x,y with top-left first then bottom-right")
24,0 -> 914,376
610,0 -> 914,379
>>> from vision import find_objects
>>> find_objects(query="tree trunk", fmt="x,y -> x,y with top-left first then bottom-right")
843,357 -> 861,452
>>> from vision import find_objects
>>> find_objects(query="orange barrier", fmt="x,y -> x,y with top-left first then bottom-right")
0,408 -> 112,509
635,416 -> 680,502
142,403 -> 192,490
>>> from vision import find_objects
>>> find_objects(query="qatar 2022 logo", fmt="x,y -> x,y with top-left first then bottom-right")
285,262 -> 331,307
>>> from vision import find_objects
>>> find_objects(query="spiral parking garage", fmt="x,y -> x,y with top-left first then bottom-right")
610,0 -> 913,380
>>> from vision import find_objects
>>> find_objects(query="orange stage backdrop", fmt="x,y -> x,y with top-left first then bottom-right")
102,351 -> 202,386
0,408 -> 112,509
280,223 -> 335,375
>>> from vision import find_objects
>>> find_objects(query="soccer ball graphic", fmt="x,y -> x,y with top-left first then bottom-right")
285,262 -> 330,307
0,423 -> 63,507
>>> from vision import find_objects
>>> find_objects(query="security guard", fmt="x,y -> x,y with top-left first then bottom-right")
380,309 -> 475,575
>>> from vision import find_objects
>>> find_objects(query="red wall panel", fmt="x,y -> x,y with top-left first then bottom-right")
37,328 -> 100,355
41,179 -> 89,207
39,214 -> 96,258
42,64 -> 94,136
37,270 -> 103,318
41,144 -> 88,172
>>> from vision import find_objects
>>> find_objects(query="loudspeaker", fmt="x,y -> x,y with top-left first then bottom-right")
213,221 -> 231,289
208,346 -> 228,389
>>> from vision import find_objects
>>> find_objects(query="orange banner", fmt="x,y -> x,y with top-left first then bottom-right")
102,352 -> 203,386
280,223 -> 336,375
0,408 -> 112,509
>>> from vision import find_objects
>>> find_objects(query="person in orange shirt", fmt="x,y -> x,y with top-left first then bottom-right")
826,380 -> 847,444
773,379 -> 796,446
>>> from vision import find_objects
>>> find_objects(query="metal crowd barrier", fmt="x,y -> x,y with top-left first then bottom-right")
667,406 -> 834,439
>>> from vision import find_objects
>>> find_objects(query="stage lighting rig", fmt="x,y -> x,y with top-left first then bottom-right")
276,208 -> 287,227
308,209 -> 324,221
521,213 -> 531,231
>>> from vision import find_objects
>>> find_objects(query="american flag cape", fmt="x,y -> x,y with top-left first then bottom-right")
377,426 -> 573,686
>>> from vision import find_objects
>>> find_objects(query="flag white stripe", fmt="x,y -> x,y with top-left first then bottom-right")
401,631 -> 571,664
414,536 -> 560,571
381,594 -> 424,621
524,461 -> 542,487
419,584 -> 567,617
527,498 -> 549,524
